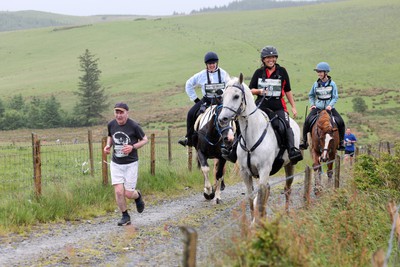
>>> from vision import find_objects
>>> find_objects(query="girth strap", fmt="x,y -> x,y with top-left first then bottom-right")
239,121 -> 270,177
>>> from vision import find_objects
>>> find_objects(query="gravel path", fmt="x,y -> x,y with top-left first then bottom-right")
0,175 -> 306,267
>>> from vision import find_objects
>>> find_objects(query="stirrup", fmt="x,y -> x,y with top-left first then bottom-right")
178,138 -> 188,147
299,142 -> 308,150
289,148 -> 303,164
221,147 -> 237,163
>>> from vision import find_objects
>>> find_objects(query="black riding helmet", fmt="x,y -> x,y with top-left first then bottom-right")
260,46 -> 278,59
204,52 -> 219,64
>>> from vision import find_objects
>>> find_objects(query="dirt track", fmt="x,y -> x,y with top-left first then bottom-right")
0,183 -> 249,266
0,173 -> 307,267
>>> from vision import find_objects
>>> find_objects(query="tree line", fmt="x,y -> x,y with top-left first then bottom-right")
190,0 -> 336,14
0,49 -> 108,130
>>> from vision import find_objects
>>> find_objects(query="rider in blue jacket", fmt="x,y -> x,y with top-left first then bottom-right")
300,62 -> 345,150
179,52 -> 230,147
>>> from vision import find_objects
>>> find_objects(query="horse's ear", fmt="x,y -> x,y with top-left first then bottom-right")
239,73 -> 243,84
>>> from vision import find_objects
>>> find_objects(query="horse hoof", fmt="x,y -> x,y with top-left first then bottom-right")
221,180 -> 225,191
216,198 -> 223,204
314,186 -> 323,196
204,192 -> 215,200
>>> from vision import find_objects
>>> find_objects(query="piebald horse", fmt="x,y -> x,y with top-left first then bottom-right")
218,74 -> 301,223
195,105 -> 235,204
309,109 -> 339,195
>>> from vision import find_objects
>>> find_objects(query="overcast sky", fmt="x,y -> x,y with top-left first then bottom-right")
0,0 -> 235,16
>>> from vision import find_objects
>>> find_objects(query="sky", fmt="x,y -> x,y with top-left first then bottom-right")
0,0 -> 235,16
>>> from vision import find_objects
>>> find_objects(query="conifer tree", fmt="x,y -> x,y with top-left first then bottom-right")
74,49 -> 108,126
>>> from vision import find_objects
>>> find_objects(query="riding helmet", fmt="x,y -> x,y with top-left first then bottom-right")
204,52 -> 219,64
260,46 -> 278,59
314,62 -> 330,72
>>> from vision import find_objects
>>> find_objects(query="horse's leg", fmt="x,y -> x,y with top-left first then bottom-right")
253,169 -> 271,225
284,164 -> 294,212
198,151 -> 214,200
327,161 -> 334,186
214,159 -> 226,204
213,158 -> 225,191
241,169 -> 254,220
313,162 -> 323,196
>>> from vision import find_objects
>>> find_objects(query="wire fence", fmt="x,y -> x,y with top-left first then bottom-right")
0,129 -> 190,200
142,152 -> 349,266
143,143 -> 399,266
1,130 -> 398,265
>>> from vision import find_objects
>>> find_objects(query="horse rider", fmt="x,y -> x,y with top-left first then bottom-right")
299,62 -> 346,150
249,45 -> 303,164
179,52 -> 231,147
222,46 -> 303,164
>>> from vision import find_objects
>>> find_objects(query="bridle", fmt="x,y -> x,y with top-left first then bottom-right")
220,82 -> 272,177
221,83 -> 263,119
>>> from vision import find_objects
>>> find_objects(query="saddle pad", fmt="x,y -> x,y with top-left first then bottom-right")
194,105 -> 216,131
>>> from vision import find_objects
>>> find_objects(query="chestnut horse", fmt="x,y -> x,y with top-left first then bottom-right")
309,109 -> 339,195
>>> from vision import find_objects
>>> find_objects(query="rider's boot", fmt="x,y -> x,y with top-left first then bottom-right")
338,139 -> 346,151
286,128 -> 303,165
178,137 -> 188,147
338,124 -> 346,151
221,142 -> 237,163
299,137 -> 309,150
178,136 -> 194,147
299,119 -> 309,150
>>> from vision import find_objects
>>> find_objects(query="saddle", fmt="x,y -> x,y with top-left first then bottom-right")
310,111 -> 338,130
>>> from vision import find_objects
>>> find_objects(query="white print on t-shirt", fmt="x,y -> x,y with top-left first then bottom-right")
112,131 -> 131,158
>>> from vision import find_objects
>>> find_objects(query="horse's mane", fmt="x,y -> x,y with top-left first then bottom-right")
317,110 -> 332,133
226,76 -> 251,95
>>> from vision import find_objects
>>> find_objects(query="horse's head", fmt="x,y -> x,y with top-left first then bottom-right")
315,110 -> 337,162
217,74 -> 247,147
218,73 -> 247,128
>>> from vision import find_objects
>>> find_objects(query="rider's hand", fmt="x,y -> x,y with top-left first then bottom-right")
326,105 -> 332,111
291,107 -> 298,118
310,105 -> 316,110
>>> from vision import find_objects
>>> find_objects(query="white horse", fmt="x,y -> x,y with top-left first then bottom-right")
218,74 -> 301,223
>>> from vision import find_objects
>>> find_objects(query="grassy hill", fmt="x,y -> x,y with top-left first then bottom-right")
0,0 -> 399,144
0,10 -> 157,32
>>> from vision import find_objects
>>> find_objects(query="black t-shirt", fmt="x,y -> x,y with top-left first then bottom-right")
107,119 -> 146,164
249,64 -> 291,112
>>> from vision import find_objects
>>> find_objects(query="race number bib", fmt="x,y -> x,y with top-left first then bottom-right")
205,83 -> 225,98
114,145 -> 128,158
258,78 -> 282,97
316,86 -> 333,100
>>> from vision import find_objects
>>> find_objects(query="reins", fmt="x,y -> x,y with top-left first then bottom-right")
222,82 -> 272,177
199,105 -> 234,147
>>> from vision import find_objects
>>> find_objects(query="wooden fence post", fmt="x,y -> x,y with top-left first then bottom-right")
150,133 -> 155,176
387,200 -> 400,242
168,128 -> 172,163
32,133 -> 42,198
88,130 -> 94,177
387,141 -> 391,155
304,166 -> 311,206
188,146 -> 193,172
101,137 -> 108,186
334,154 -> 340,189
180,226 -> 197,267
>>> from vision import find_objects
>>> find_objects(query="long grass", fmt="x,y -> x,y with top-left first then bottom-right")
218,145 -> 400,266
0,134 -> 241,234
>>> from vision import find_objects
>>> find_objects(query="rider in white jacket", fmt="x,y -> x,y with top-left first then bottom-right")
179,52 -> 230,147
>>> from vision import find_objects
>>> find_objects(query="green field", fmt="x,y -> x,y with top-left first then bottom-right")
0,0 -> 399,143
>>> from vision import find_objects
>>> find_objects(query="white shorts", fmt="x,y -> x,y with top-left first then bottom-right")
110,161 -> 139,191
